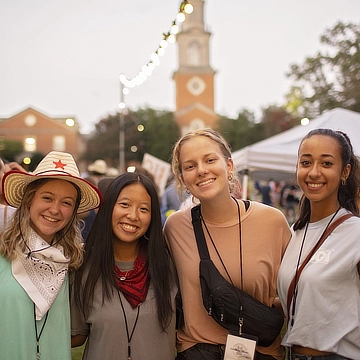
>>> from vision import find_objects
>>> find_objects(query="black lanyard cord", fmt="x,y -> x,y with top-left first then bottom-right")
117,290 -> 140,360
33,303 -> 49,359
200,197 -> 245,334
201,196 -> 242,288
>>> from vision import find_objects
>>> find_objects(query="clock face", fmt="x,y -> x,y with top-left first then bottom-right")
186,76 -> 206,96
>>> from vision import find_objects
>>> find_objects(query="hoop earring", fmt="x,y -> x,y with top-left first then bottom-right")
341,178 -> 346,186
144,231 -> 150,241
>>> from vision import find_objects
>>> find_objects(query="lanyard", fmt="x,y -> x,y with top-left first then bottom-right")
290,208 -> 340,327
117,290 -> 140,360
201,196 -> 243,289
33,303 -> 49,359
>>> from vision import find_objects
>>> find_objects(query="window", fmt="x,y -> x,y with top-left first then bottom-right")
187,41 -> 201,66
24,137 -> 36,152
53,136 -> 65,151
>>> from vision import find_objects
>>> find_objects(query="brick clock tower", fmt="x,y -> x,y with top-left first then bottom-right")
173,0 -> 218,135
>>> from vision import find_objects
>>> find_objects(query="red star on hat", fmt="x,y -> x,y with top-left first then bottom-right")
53,159 -> 67,170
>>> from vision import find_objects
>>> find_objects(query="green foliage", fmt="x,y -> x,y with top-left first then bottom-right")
286,21 -> 360,117
0,139 -> 23,162
83,114 -> 120,166
260,106 -> 300,138
138,109 -> 180,163
217,107 -> 299,152
217,109 -> 265,152
82,108 -> 180,167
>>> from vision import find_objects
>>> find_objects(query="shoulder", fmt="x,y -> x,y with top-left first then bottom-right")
164,206 -> 192,228
336,212 -> 360,231
246,201 -> 291,239
248,201 -> 288,221
163,206 -> 194,242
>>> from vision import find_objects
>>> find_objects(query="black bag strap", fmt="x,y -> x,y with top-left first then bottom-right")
191,200 -> 250,261
191,205 -> 211,260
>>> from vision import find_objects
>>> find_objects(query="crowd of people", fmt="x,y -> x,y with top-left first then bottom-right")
253,179 -> 300,224
0,127 -> 359,360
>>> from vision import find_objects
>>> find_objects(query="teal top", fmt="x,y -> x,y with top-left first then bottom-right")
0,255 -> 71,360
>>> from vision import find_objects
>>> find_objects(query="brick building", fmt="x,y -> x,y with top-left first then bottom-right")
0,107 -> 86,169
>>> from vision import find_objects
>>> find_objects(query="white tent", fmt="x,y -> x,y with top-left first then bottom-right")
231,108 -> 360,197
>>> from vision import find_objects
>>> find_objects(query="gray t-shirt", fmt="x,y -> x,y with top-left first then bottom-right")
71,261 -> 177,360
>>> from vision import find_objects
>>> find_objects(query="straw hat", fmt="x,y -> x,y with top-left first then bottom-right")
3,151 -> 101,213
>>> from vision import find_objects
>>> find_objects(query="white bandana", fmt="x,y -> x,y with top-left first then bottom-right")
12,229 -> 70,320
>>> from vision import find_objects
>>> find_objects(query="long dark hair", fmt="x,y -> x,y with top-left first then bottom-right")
73,172 -> 173,330
294,128 -> 360,230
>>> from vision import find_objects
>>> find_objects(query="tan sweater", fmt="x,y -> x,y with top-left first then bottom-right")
164,200 -> 291,359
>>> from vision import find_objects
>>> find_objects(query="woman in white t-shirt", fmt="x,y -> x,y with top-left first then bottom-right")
277,129 -> 360,360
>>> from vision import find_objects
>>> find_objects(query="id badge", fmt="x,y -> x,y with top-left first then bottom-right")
224,334 -> 257,360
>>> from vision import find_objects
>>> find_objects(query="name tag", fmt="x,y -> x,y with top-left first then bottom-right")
224,334 -> 257,360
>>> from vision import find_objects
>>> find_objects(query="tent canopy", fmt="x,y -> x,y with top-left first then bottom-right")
232,108 -> 360,182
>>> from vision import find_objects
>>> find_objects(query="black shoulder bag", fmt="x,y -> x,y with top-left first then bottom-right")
191,204 -> 284,347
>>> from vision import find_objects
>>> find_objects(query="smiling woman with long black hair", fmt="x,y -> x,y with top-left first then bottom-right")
71,172 -> 177,360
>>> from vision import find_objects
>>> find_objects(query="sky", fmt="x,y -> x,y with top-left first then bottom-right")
1,0 -> 360,134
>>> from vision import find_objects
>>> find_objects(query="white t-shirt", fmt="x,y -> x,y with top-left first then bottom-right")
0,204 -> 16,232
277,208 -> 360,359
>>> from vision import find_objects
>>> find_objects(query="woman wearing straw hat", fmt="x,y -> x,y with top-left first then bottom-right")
0,151 -> 101,360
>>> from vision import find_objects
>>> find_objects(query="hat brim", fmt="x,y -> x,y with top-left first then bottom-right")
3,170 -> 101,214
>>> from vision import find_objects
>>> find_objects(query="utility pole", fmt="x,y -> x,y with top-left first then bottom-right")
119,80 -> 126,174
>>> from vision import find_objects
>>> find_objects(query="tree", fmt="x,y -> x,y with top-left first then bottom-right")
217,109 -> 265,152
83,113 -> 120,166
286,21 -> 360,118
0,139 -> 23,162
136,109 -> 179,163
82,107 -> 179,168
260,106 -> 300,138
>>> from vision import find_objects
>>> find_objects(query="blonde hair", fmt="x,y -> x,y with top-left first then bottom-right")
171,128 -> 240,199
0,178 -> 84,270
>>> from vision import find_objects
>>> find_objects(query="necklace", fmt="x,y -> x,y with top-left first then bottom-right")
117,270 -> 129,281
117,291 -> 140,360
19,216 -> 73,259
290,207 -> 340,327
33,303 -> 49,359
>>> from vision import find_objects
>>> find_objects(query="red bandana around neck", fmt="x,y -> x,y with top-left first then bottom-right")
114,243 -> 150,308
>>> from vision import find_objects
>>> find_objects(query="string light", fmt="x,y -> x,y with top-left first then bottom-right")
119,1 -> 193,98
